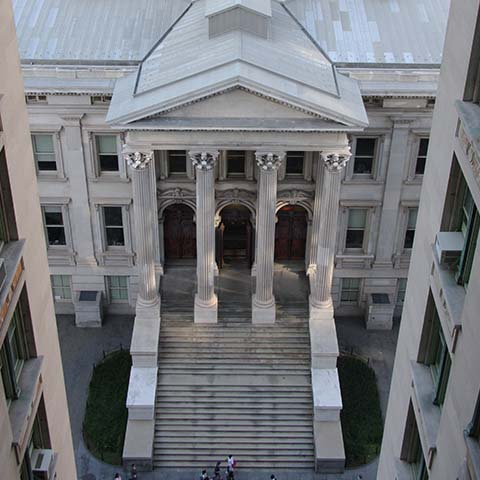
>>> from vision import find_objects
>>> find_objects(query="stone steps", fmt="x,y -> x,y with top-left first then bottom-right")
154,302 -> 314,469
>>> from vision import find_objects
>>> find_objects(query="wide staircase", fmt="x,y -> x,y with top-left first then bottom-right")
154,301 -> 315,469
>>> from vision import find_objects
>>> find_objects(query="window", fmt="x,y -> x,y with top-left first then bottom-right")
396,278 -> 407,307
0,185 -> 7,247
103,207 -> 125,247
91,95 -> 112,105
227,151 -> 245,177
42,206 -> 66,246
353,138 -> 376,175
285,151 -> 304,175
346,209 -> 367,249
31,134 -> 56,172
168,150 -> 187,174
0,305 -> 27,403
415,138 -> 429,175
457,186 -> 480,286
341,278 -> 361,303
401,402 -> 429,479
422,308 -> 452,407
107,276 -> 129,302
404,208 -> 418,249
51,275 -> 72,301
96,135 -> 119,172
25,94 -> 47,104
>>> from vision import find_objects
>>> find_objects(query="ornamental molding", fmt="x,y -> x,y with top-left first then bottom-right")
157,187 -> 195,200
216,188 -> 256,203
457,121 -> 480,187
188,151 -> 219,170
277,188 -> 313,204
321,151 -> 351,173
124,151 -> 154,170
255,151 -> 285,171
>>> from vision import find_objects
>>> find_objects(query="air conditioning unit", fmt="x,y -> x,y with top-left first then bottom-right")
31,449 -> 56,480
435,232 -> 464,266
0,257 -> 6,292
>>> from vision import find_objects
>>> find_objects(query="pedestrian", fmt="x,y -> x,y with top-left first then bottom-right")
200,469 -> 209,480
227,455 -> 236,470
114,474 -> 121,480
130,464 -> 137,479
213,461 -> 222,480
270,475 -> 277,480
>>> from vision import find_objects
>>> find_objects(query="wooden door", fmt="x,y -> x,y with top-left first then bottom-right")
164,205 -> 196,260
275,206 -> 307,260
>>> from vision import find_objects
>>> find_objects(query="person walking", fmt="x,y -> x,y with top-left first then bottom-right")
270,475 -> 277,480
130,464 -> 137,480
227,455 -> 236,470
213,461 -> 222,480
114,474 -> 122,480
200,469 -> 209,480
226,466 -> 234,480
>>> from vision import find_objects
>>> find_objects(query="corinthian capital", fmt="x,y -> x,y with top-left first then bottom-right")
255,152 -> 285,171
124,151 -> 154,170
189,151 -> 219,171
321,151 -> 351,173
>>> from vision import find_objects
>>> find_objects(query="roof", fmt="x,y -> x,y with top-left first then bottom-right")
13,0 -> 449,65
106,0 -> 367,129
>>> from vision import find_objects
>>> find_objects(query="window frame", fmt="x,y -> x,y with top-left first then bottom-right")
340,278 -> 361,304
106,276 -> 129,304
345,208 -> 368,251
102,206 -> 126,249
167,150 -> 187,176
226,150 -> 246,178
95,134 -> 120,173
285,151 -> 305,176
415,138 -> 429,176
51,275 -> 72,302
42,205 -> 67,248
404,207 -> 419,250
90,132 -> 126,180
352,137 -> 378,177
31,133 -> 57,173
396,278 -> 407,307
30,130 -> 66,180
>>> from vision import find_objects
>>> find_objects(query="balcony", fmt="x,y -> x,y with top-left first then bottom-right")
430,241 -> 464,352
410,360 -> 441,468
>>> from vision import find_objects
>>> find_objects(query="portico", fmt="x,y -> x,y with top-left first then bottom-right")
107,0 -> 367,472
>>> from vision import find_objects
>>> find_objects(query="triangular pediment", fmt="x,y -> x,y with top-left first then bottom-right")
107,0 -> 368,129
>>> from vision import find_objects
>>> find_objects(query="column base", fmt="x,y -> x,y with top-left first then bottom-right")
194,294 -> 218,324
252,294 -> 275,324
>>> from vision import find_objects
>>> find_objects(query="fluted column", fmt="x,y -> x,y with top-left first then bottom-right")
307,153 -> 325,275
252,152 -> 284,324
125,150 -> 159,309
310,152 -> 351,311
189,151 -> 219,323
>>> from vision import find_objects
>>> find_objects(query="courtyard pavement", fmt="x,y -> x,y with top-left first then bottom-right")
57,267 -> 399,480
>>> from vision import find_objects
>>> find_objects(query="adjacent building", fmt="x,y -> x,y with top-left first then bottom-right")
0,0 -> 76,478
378,0 -> 480,478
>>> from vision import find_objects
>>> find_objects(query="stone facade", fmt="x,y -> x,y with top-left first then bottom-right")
0,0 -> 76,478
378,1 -> 480,478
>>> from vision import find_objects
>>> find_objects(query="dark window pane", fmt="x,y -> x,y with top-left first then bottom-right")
286,152 -> 304,174
104,207 -> 123,227
353,157 -> 373,174
168,151 -> 187,173
99,154 -> 119,172
355,138 -> 376,156
38,161 -> 58,171
346,229 -> 364,248
418,138 -> 429,157
227,151 -> 245,175
415,157 -> 426,175
44,211 -> 63,225
404,229 -> 415,249
106,228 -> 125,246
47,227 -> 66,245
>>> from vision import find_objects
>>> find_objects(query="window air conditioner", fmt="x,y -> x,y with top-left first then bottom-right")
0,257 -> 6,292
435,232 -> 464,266
31,449 -> 56,480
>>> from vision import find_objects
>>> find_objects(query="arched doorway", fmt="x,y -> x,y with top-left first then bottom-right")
275,205 -> 308,261
163,204 -> 196,262
216,205 -> 253,268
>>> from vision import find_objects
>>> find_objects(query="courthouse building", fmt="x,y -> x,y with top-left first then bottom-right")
12,0 -> 449,472
0,0 -> 76,478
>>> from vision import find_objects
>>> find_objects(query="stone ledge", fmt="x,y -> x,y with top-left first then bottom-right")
130,316 -> 160,367
313,419 -> 346,473
308,302 -> 339,369
312,368 -> 342,421
126,367 -> 157,420
123,419 -> 154,471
